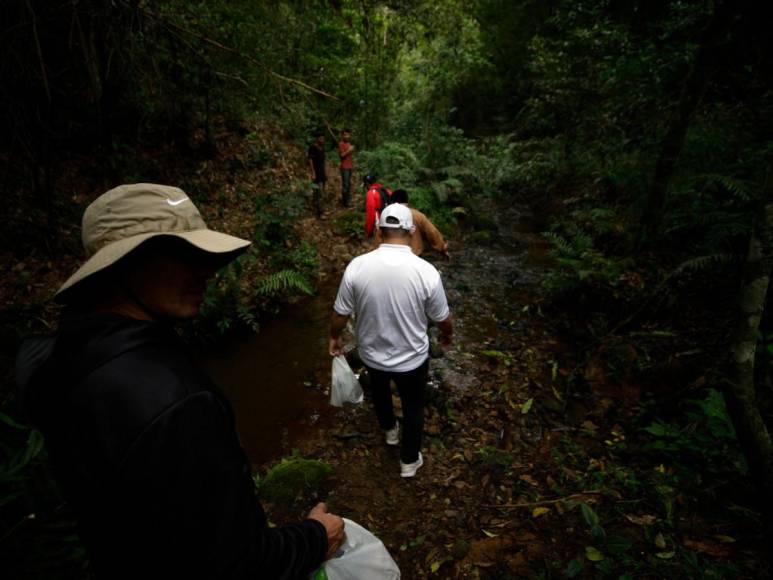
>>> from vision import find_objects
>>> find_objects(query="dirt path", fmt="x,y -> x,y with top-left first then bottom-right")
279,190 -> 576,578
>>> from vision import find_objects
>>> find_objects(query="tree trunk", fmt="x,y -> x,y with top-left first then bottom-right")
724,166 -> 773,545
640,1 -> 732,240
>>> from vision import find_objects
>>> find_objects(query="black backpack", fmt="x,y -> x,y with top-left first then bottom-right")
377,186 -> 392,209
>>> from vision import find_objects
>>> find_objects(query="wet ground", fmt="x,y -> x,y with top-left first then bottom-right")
202,280 -> 339,465
204,194 -> 564,578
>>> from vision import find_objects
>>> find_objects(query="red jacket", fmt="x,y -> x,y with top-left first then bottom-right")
364,183 -> 392,238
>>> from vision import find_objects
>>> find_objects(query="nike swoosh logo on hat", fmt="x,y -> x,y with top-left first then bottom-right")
166,197 -> 189,206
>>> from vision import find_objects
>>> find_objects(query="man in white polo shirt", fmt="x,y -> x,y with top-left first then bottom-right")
329,203 -> 453,477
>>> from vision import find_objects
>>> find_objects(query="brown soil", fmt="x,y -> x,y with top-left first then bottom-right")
263,188 -> 587,578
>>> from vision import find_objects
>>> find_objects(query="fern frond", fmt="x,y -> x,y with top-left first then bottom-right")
674,253 -> 734,274
543,232 -> 573,255
257,269 -> 314,297
574,232 -> 593,253
705,174 -> 753,202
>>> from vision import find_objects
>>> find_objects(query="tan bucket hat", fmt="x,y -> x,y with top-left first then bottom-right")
56,183 -> 251,297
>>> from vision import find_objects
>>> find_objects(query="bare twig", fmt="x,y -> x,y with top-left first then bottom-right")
482,490 -> 603,510
25,0 -> 51,103
214,71 -> 248,87
134,3 -> 339,100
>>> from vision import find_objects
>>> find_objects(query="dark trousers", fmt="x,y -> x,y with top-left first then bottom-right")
340,169 -> 352,206
365,359 -> 429,464
312,181 -> 325,217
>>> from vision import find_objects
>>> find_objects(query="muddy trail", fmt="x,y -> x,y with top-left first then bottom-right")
242,193 -> 581,579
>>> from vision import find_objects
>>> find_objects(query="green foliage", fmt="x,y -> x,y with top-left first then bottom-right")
283,241 -> 320,281
642,389 -> 742,471
674,254 -> 734,275
0,410 -> 89,579
194,255 -> 259,339
571,501 -> 636,574
256,453 -> 333,505
357,125 -> 505,236
484,137 -> 565,197
2,0 -> 772,575
333,210 -> 363,240
475,446 -> 513,470
542,231 -> 631,295
257,269 -> 313,297
664,169 -> 758,255
0,412 -> 44,485
358,142 -> 424,187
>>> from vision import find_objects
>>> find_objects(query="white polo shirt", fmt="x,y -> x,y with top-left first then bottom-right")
333,244 -> 450,372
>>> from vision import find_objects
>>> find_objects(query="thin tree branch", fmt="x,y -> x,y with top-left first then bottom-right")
135,4 -> 339,101
482,490 -> 603,509
214,71 -> 248,87
25,0 -> 51,103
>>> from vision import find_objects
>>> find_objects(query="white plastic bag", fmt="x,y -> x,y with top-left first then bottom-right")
330,356 -> 363,407
311,518 -> 401,580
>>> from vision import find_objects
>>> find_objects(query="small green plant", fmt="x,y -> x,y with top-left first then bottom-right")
573,502 -> 634,576
542,230 -> 631,295
195,255 -> 260,338
333,211 -> 363,240
642,389 -> 740,467
0,411 -> 45,485
257,269 -> 313,297
475,446 -> 513,470
256,453 -> 333,505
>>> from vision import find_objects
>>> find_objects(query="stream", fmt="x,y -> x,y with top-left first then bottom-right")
201,282 -> 339,466
202,199 -> 549,467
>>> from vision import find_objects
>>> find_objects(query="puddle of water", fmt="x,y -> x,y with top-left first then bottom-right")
199,200 -> 554,466
201,284 -> 339,466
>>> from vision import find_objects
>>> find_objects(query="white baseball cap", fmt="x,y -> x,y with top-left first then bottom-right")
378,203 -> 413,230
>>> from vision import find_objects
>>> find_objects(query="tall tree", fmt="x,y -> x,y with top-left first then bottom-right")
725,166 -> 773,546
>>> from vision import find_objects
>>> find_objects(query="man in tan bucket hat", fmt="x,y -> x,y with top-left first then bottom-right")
16,184 -> 343,579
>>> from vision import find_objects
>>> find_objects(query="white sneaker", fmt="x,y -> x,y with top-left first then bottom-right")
400,452 -> 424,478
384,423 -> 399,446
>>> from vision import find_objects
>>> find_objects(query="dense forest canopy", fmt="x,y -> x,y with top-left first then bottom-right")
2,0 -> 773,577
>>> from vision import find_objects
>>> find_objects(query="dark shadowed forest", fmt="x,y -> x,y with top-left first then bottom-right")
1,1 -> 772,578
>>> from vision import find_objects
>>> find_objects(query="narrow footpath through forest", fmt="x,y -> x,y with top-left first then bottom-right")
266,189 -> 584,578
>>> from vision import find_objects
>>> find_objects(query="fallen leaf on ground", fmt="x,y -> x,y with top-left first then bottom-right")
585,546 -> 604,561
624,514 -> 657,526
682,537 -> 733,558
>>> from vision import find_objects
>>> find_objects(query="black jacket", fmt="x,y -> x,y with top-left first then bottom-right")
16,313 -> 327,579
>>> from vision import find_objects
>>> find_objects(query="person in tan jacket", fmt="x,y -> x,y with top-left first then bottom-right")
374,189 -> 450,259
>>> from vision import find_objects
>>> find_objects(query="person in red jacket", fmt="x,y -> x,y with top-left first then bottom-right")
363,173 -> 392,240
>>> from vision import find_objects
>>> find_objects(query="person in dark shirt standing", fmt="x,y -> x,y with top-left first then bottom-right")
308,131 -> 327,218
338,128 -> 354,208
16,183 -> 344,579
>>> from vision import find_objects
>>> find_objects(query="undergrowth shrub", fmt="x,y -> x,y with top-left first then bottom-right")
333,210 -> 362,240
663,172 -> 757,256
191,182 -> 320,341
488,137 -> 565,197
255,452 -> 332,508
359,129 -> 506,235
542,226 -> 633,298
